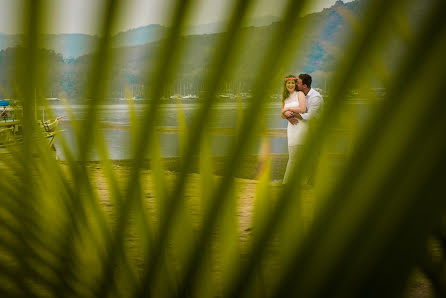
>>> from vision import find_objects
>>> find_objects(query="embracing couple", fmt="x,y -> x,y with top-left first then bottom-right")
281,73 -> 323,184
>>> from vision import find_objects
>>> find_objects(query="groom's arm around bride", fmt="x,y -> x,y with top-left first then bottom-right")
289,73 -> 323,123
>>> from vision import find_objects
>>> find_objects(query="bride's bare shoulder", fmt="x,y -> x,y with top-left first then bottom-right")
296,91 -> 306,98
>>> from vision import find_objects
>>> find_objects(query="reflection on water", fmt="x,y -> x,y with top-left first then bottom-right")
50,101 -> 371,160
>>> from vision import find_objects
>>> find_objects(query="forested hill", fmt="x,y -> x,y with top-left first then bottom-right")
70,0 -> 364,94
0,33 -> 98,59
83,0 -> 364,75
0,17 -> 281,58
0,0 -> 366,99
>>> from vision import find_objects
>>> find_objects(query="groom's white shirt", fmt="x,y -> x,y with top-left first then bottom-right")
300,88 -> 323,121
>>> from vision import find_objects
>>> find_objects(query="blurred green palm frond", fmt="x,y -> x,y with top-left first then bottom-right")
1,0 -> 446,297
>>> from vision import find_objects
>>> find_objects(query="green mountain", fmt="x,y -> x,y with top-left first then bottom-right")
0,15 -> 282,58
111,24 -> 168,48
0,0 -> 378,99
185,15 -> 281,35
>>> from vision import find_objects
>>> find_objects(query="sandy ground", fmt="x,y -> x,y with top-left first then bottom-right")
78,161 -> 438,298
85,163 -> 435,298
0,155 -> 435,297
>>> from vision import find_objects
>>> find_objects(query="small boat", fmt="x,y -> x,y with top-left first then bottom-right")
182,94 -> 199,100
0,100 -> 65,153
1,100 -> 21,149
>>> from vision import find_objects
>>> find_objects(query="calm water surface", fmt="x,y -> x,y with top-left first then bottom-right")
50,101 -> 371,160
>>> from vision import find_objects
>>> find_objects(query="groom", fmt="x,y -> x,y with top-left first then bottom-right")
287,73 -> 323,123
286,73 -> 323,185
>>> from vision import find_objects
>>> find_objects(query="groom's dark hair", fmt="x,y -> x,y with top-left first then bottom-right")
299,73 -> 312,88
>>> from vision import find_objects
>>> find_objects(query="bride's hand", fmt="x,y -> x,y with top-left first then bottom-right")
284,110 -> 294,118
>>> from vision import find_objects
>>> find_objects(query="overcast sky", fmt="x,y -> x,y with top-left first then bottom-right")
0,0 -> 354,35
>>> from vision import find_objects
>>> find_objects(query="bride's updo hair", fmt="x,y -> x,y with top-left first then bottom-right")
282,74 -> 298,105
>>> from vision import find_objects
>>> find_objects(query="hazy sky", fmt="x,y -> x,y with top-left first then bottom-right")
0,0 -> 354,35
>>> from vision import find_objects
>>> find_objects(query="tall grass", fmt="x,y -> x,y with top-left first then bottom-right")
1,0 -> 446,297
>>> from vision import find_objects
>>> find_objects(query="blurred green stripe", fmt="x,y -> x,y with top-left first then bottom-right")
139,0 -> 259,295
78,0 -> 121,162
88,1 -> 197,297
11,0 -> 46,296
54,1 -> 124,294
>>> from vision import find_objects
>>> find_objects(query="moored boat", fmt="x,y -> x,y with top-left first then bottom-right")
0,100 -> 65,153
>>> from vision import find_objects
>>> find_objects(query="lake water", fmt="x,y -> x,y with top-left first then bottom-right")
49,101 -> 372,160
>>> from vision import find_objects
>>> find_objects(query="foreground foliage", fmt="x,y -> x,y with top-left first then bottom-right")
1,0 -> 446,297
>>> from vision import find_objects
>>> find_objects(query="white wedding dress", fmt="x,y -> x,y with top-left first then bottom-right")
282,91 -> 308,184
284,91 -> 308,146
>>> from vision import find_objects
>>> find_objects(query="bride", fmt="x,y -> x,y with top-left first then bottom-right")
281,75 -> 308,184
